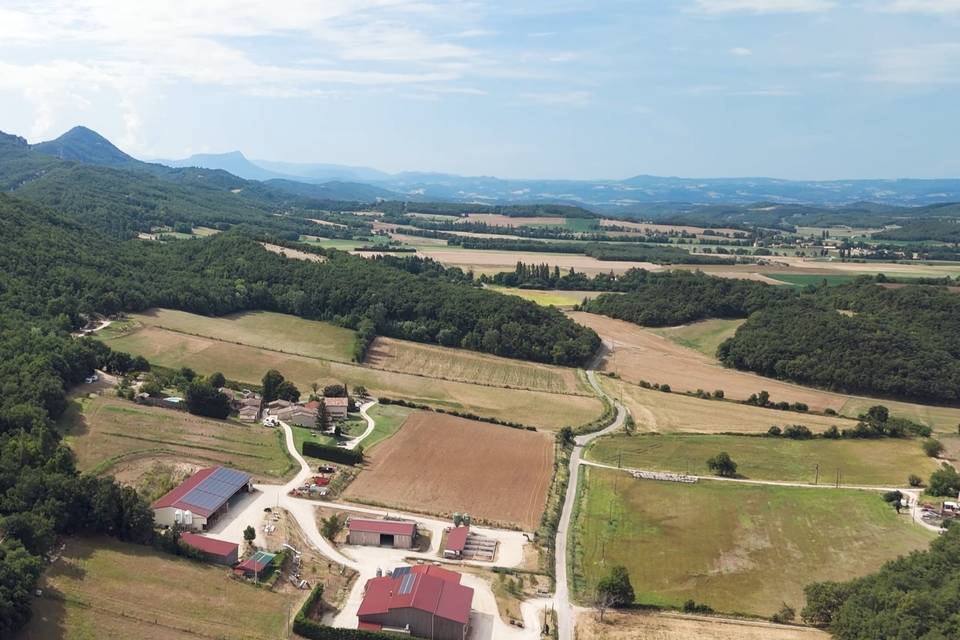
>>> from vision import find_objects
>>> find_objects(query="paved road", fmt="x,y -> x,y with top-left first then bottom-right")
554,368 -> 628,640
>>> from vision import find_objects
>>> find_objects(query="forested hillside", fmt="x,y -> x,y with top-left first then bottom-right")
581,270 -> 793,326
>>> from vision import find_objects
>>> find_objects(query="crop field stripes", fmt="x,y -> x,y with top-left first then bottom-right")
100,432 -> 274,460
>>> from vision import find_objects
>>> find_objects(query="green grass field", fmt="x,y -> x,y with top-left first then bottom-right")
487,286 -> 604,308
572,467 -> 935,617
585,433 -> 938,486
767,273 -> 860,287
59,394 -> 292,479
19,537 -> 296,640
651,319 -> 745,357
840,397 -> 960,435
363,403 -> 413,450
292,425 -> 338,455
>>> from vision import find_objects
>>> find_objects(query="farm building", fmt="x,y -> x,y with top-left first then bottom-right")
443,526 -> 469,559
357,565 -> 473,640
238,405 -> 260,422
273,404 -> 316,428
179,532 -> 239,566
153,466 -> 252,531
347,518 -> 416,549
234,550 -> 276,581
324,396 -> 349,419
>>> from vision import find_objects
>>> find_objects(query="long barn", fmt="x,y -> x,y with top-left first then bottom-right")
153,466 -> 252,531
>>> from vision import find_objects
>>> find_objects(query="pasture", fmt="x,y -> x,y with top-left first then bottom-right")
601,379 -> 858,435
487,286 -> 605,308
460,213 -> 567,227
586,433 -> 938,486
343,411 -> 554,530
840,397 -> 960,435
365,336 -> 587,395
577,610 -> 830,640
100,323 -> 601,430
650,318 -> 745,357
18,537 -> 296,640
573,467 -> 934,616
128,308 -> 356,361
59,394 -> 292,480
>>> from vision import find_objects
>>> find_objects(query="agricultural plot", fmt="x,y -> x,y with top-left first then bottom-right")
586,433 -> 938,486
601,379 -> 858,435
19,537 -> 296,640
59,394 -> 292,480
573,467 -> 934,617
100,324 -> 601,430
650,318 -> 745,357
570,311 -> 847,411
365,337 -> 588,395
577,610 -> 830,640
487,286 -> 606,308
128,308 -> 356,361
840,397 -> 960,435
343,411 -> 554,530
460,214 -> 567,227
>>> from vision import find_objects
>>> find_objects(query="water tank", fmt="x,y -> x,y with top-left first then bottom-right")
453,512 -> 462,526
174,509 -> 183,524
462,513 -> 472,526
184,510 -> 194,526
376,567 -> 383,577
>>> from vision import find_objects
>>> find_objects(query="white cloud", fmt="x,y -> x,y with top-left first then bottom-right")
870,43 -> 960,84
692,0 -> 836,13
880,0 -> 960,13
730,47 -> 754,56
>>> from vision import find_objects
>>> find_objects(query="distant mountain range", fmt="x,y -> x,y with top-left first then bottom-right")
26,126 -> 960,208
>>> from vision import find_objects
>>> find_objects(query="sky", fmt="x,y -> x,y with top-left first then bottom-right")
1,0 -> 959,180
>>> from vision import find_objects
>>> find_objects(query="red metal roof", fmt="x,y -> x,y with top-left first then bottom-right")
357,568 -> 473,626
444,526 -> 469,553
151,466 -> 250,518
348,518 -> 416,536
411,564 -> 462,584
180,532 -> 238,558
152,467 -> 217,511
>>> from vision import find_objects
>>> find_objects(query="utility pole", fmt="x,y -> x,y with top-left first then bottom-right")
814,463 -> 819,485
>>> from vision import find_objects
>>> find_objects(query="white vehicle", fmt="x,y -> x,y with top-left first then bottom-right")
263,416 -> 279,427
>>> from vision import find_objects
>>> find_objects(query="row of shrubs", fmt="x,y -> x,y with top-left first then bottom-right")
293,585 -> 407,639
301,441 -> 364,465
379,397 -> 536,431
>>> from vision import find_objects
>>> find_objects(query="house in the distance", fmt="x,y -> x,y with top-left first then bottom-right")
357,565 -> 473,640
322,396 -> 349,420
272,404 -> 316,428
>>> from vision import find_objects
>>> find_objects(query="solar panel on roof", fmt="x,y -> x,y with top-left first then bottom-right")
392,566 -> 411,576
399,573 -> 416,595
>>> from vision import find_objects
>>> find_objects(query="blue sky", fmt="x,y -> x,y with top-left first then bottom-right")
1,0 -> 959,179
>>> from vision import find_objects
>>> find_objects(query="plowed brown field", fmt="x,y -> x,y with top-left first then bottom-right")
344,411 -> 554,530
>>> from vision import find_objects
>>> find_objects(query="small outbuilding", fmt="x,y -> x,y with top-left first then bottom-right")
233,550 -> 277,581
180,532 -> 239,566
443,526 -> 469,559
347,518 -> 416,549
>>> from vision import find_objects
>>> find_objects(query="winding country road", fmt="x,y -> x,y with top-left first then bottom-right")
553,368 -> 629,640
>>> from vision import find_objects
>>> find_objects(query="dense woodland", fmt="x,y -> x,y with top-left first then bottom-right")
802,526 -> 960,639
874,218 -> 960,242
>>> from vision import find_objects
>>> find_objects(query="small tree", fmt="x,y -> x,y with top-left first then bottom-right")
261,369 -> 284,403
207,371 -> 226,389
314,398 -> 328,431
243,525 -> 256,544
908,474 -> 923,487
883,490 -> 904,513
923,438 -> 945,458
559,426 -> 574,445
706,452 -> 738,477
772,602 -> 796,624
624,414 -> 636,436
596,565 -> 634,608
767,426 -> 782,437
320,514 -> 344,540
353,385 -> 368,398
712,389 -> 724,399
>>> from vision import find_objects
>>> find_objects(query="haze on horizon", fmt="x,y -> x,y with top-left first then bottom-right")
1,0 -> 959,181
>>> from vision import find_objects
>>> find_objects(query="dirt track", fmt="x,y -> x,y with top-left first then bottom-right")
343,411 -> 554,530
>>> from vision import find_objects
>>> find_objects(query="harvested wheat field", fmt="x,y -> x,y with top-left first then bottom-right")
577,610 -> 829,640
569,311 -> 847,412
101,323 -> 602,430
259,242 -> 325,262
603,378 -> 858,434
365,337 -> 588,395
344,411 -> 554,530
